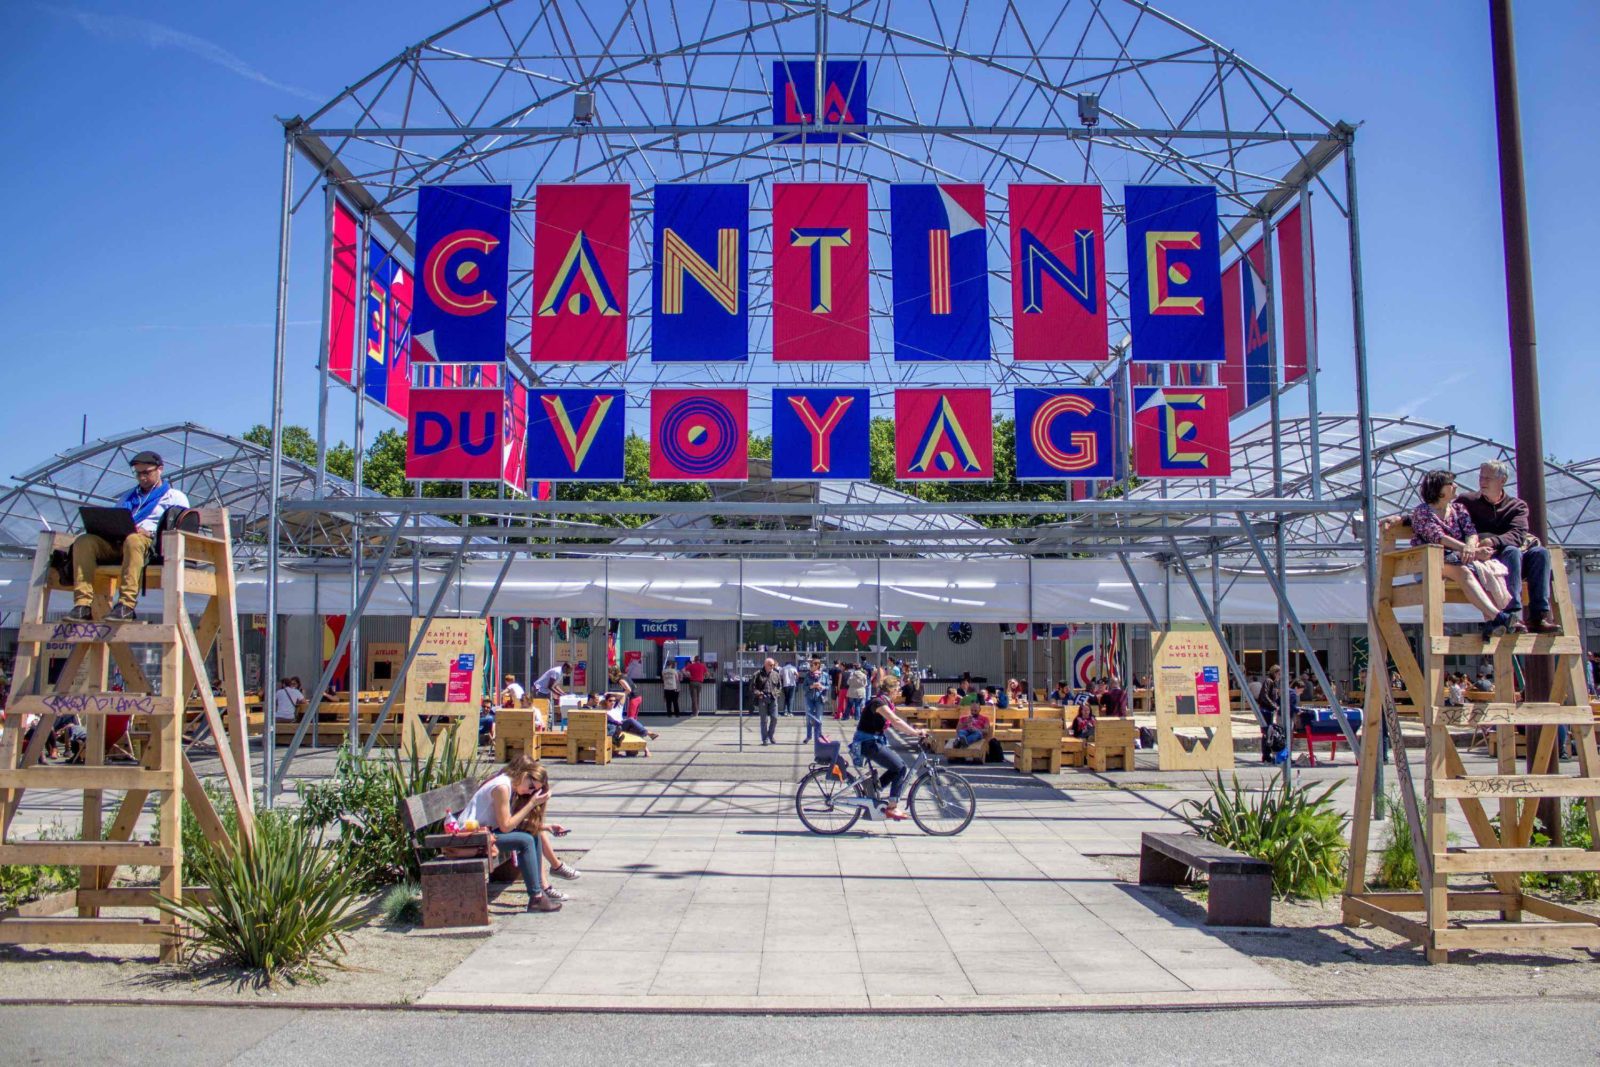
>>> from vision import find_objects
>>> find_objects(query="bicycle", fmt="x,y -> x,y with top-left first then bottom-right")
794,735 -> 977,836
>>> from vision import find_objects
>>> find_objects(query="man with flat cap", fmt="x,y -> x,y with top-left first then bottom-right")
65,450 -> 189,623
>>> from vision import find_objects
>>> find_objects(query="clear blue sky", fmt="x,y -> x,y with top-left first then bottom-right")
2,0 -> 1596,482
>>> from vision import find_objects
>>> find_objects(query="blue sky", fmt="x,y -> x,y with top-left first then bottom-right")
2,0 -> 1597,483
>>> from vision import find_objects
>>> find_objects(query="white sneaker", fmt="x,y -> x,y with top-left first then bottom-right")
552,863 -> 582,881
545,886 -> 571,902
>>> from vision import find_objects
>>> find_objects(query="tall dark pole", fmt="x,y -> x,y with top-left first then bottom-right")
1489,0 -> 1558,838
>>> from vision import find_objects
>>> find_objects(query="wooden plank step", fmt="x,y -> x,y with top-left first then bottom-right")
1433,920 -> 1600,952
75,886 -> 211,909
1434,774 -> 1600,801
0,917 -> 175,946
1436,846 -> 1600,874
0,766 -> 177,792
1430,634 -> 1582,656
1433,702 -> 1595,727
5,693 -> 177,719
0,841 -> 176,867
17,621 -> 174,645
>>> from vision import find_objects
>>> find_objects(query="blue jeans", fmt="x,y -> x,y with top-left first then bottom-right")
782,685 -> 796,715
859,738 -> 908,801
804,697 -> 825,741
845,696 -> 864,720
1495,543 -> 1549,615
955,727 -> 984,748
493,830 -> 546,897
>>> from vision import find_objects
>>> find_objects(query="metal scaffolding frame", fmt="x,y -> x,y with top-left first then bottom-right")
255,0 -> 1385,801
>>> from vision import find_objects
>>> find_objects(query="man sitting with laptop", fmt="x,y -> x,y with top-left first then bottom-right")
65,450 -> 189,623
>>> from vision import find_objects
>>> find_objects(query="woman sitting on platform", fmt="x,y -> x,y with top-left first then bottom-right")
455,755 -> 561,913
938,686 -> 961,706
1408,469 -> 1514,639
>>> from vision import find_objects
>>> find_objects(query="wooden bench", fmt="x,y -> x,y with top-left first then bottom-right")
398,778 -> 491,929
1017,719 -> 1065,774
565,711 -> 613,764
937,724 -> 989,764
494,708 -> 543,762
1139,832 -> 1272,927
1087,717 -> 1136,771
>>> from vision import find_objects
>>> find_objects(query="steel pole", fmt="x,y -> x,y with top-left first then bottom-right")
348,212 -> 371,748
1344,137 -> 1384,817
262,135 -> 295,807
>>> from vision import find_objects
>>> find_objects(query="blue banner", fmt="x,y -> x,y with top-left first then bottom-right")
770,388 -> 871,480
412,184 -> 512,363
525,388 -> 626,483
635,619 -> 686,640
1125,184 -> 1224,363
1243,249 -> 1272,407
772,60 -> 868,144
1013,387 -> 1115,480
890,184 -> 990,361
363,238 -> 410,411
652,184 -> 748,362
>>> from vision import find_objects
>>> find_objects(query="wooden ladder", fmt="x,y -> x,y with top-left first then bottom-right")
0,510 -> 255,960
1344,527 -> 1600,961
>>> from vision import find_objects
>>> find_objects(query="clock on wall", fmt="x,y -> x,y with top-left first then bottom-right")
947,622 -> 973,645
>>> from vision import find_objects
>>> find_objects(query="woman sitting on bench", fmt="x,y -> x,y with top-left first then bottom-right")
455,755 -> 562,913
603,694 -> 659,755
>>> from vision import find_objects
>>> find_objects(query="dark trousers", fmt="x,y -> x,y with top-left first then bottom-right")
1495,543 -> 1550,615
610,718 -> 649,740
860,739 -> 908,801
782,685 -> 796,715
757,696 -> 777,742
688,683 -> 701,714
663,689 -> 681,716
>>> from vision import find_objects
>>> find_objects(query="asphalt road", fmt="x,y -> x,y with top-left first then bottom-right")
4,1001 -> 1597,1066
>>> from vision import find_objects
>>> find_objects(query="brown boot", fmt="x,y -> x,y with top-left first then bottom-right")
526,892 -> 562,913
1531,613 -> 1561,635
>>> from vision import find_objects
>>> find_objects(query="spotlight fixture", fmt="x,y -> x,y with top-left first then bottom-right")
1077,91 -> 1100,127
573,90 -> 597,126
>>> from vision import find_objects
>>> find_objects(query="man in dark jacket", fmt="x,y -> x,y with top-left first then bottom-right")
752,657 -> 784,746
1460,459 -> 1557,633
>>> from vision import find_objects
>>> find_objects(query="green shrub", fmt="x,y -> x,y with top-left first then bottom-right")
1177,771 -> 1348,901
380,882 -> 423,926
296,734 -> 480,888
0,821 -> 80,910
156,809 -> 365,984
1514,800 -> 1600,901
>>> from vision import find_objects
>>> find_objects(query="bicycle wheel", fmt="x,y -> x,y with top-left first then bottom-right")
795,766 -> 863,835
907,768 -> 976,836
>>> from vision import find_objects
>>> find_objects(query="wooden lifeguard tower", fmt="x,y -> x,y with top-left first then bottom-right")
1343,526 -> 1600,961
0,510 -> 255,960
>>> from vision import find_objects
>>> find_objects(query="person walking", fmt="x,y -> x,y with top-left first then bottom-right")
660,658 -> 681,717
752,657 -> 783,745
802,657 -> 828,743
844,662 -> 869,721
780,659 -> 799,717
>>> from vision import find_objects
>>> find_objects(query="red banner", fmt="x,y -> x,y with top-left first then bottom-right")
649,389 -> 749,481
894,389 -> 993,481
1009,184 -> 1107,360
327,200 -> 359,386
1277,204 -> 1314,383
531,183 -> 630,362
1218,261 -> 1246,414
406,387 -> 504,480
772,183 -> 870,361
1132,387 -> 1232,479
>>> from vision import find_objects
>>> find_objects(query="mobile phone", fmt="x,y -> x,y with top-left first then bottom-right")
553,826 -> 570,837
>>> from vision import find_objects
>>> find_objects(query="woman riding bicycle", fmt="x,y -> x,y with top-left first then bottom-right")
852,681 -> 928,821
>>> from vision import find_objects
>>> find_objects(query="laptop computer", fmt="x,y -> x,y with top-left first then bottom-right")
80,506 -> 138,542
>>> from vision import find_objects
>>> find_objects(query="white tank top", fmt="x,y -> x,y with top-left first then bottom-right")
459,773 -> 510,829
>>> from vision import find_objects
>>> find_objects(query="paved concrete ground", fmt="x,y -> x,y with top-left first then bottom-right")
5,1001 -> 1597,1066
5,714 -> 1502,1012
